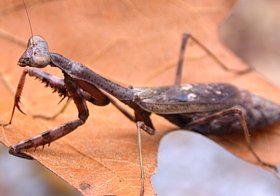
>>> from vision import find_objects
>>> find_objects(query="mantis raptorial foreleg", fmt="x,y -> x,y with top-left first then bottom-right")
8,72 -> 89,159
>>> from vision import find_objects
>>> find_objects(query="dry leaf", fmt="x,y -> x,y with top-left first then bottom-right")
0,0 -> 280,195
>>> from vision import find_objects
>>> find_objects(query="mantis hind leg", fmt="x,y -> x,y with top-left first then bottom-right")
184,106 -> 278,173
174,33 -> 252,85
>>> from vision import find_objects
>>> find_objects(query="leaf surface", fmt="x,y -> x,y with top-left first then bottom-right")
0,0 -> 280,195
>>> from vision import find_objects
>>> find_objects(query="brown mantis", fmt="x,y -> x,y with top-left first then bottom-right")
2,32 -> 280,193
2,1 -> 280,195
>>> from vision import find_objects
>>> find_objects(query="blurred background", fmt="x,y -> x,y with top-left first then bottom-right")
1,0 -> 280,195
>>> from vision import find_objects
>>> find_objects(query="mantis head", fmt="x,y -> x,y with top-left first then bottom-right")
18,35 -> 51,68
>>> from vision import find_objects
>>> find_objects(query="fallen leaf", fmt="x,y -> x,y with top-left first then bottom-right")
0,0 -> 280,195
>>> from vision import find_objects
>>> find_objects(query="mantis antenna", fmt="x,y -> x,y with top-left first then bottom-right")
22,0 -> 34,39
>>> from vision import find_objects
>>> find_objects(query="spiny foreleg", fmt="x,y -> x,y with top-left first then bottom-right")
8,73 -> 89,159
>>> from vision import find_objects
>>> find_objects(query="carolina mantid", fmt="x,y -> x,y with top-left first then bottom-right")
1,1 -> 280,195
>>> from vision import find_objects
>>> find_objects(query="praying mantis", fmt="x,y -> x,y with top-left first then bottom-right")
1,1 -> 280,195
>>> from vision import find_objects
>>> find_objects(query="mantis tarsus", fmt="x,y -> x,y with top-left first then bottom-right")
2,1 -> 280,195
